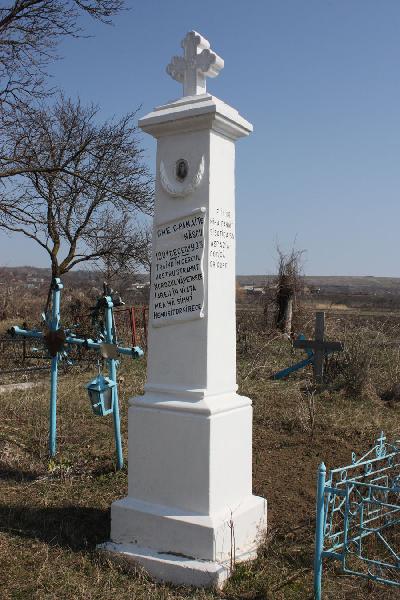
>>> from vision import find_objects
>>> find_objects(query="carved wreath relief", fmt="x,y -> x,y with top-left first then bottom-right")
160,155 -> 204,198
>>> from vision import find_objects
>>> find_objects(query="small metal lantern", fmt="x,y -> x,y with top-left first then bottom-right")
86,373 -> 116,416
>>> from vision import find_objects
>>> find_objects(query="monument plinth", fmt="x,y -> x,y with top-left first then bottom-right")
102,31 -> 267,588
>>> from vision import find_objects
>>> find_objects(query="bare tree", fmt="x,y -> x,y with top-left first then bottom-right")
0,96 -> 153,305
275,246 -> 304,335
90,213 -> 152,288
0,0 -> 124,113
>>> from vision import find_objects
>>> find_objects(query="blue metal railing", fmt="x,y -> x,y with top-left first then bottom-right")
314,433 -> 400,598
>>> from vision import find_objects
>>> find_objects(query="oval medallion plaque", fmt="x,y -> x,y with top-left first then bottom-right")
175,159 -> 188,181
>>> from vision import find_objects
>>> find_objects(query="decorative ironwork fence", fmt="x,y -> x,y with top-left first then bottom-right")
314,433 -> 400,599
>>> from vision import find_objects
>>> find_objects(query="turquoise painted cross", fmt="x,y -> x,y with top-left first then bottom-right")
272,312 -> 343,382
10,278 -> 144,469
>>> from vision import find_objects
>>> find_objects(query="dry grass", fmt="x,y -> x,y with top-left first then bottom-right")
1,310 -> 400,599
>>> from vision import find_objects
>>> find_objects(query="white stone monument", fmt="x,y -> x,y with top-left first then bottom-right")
102,30 -> 267,587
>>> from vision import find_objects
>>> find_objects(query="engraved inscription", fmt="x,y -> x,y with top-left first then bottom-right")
152,210 -> 205,326
209,207 -> 234,270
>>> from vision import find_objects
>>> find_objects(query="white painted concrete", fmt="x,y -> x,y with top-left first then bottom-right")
167,31 -> 224,97
103,31 -> 267,588
109,494 -> 266,563
100,542 -> 252,588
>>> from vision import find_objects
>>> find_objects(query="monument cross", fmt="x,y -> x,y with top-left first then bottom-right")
294,311 -> 343,383
167,30 -> 224,96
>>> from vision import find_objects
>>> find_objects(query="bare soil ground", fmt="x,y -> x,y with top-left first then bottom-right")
1,306 -> 400,599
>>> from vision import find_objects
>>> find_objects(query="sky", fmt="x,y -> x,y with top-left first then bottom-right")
1,0 -> 399,276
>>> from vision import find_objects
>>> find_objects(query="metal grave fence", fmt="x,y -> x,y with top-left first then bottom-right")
314,433 -> 400,599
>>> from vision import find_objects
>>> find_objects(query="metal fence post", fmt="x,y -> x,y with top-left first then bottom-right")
142,305 -> 148,348
105,296 -> 123,470
49,278 -> 63,457
130,306 -> 137,347
314,462 -> 326,600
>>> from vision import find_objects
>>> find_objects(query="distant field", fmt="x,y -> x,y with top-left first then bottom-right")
3,265 -> 400,294
238,274 -> 400,292
238,274 -> 400,313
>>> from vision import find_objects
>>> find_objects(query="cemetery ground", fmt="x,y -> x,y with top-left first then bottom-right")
1,304 -> 400,599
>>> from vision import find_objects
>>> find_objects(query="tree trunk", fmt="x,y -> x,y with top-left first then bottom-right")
45,265 -> 60,315
276,290 -> 293,335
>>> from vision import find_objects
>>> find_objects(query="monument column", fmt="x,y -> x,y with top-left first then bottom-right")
103,31 -> 267,587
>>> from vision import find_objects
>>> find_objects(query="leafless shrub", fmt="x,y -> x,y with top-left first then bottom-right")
277,386 -> 317,436
326,326 -> 383,398
297,386 -> 317,437
381,382 -> 400,405
236,307 -> 292,383
274,245 -> 305,335
236,309 -> 266,356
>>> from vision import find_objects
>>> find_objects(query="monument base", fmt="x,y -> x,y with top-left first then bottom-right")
99,542 -> 256,588
109,493 -> 266,559
101,494 -> 266,587
99,393 -> 267,587
101,497 -> 265,588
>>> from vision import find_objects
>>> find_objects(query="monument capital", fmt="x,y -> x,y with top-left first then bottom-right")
167,30 -> 224,97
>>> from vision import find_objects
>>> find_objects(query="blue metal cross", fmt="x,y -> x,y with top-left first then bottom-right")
10,278 -> 144,469
272,312 -> 343,382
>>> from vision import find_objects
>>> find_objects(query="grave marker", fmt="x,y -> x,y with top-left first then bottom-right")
294,311 -> 343,383
9,280 -> 143,467
102,30 -> 267,588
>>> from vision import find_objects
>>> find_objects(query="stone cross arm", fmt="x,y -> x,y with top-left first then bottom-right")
167,30 -> 224,97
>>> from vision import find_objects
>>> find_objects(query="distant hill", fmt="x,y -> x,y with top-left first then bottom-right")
2,267 -> 400,296
0,266 -> 149,287
237,275 -> 400,295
